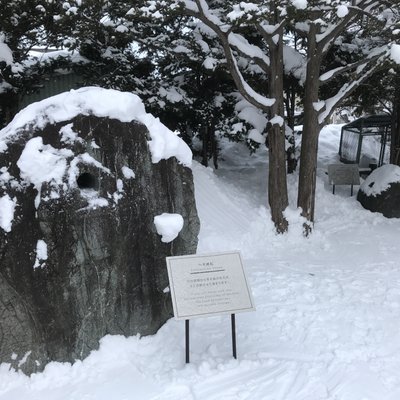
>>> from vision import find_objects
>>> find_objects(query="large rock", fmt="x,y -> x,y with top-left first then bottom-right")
0,88 -> 200,373
357,164 -> 400,218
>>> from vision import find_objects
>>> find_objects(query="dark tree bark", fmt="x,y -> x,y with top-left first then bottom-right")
201,121 -> 218,169
267,27 -> 288,233
390,72 -> 400,166
284,80 -> 299,174
297,25 -> 321,233
186,0 -> 289,233
0,90 -> 19,128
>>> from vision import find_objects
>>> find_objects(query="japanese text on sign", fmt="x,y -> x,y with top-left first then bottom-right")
166,251 -> 255,320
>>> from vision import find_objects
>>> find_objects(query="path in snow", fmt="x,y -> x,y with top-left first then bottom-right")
190,128 -> 400,399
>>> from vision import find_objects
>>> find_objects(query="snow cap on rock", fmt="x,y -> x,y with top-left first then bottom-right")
360,164 -> 400,197
0,87 -> 192,167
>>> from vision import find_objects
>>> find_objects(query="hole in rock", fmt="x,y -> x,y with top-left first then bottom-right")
77,172 -> 98,190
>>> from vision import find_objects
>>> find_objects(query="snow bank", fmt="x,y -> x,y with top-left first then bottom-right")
360,164 -> 400,196
0,87 -> 192,167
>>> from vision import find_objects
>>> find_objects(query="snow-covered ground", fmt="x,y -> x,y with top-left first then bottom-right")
2,124 -> 400,400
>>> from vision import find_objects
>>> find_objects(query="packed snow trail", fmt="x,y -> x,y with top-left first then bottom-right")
2,125 -> 400,399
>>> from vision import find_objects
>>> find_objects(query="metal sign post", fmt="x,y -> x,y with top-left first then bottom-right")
231,314 -> 237,359
185,319 -> 190,363
185,314 -> 237,363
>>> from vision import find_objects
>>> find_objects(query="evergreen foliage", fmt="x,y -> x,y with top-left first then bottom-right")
1,0 -> 400,232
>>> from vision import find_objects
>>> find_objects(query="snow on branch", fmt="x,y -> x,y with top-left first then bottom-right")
0,35 -> 13,67
257,20 -> 287,39
229,49 -> 276,109
180,0 -> 198,13
283,45 -> 306,83
316,0 -> 384,53
228,32 -> 270,71
194,0 -> 230,32
319,55 -> 381,84
180,0 -> 275,111
318,48 -> 388,125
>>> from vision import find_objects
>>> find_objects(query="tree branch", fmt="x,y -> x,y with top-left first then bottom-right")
319,55 -> 380,85
185,0 -> 275,111
228,32 -> 270,74
317,0 -> 380,54
318,50 -> 387,126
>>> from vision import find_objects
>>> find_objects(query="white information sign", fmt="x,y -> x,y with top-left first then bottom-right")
166,251 -> 255,320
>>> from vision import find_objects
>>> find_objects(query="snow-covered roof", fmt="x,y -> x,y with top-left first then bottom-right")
343,114 -> 391,131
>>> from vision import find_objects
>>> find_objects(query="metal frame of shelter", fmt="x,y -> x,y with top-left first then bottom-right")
339,114 -> 391,167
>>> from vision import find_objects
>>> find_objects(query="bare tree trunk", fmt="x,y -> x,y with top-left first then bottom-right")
284,77 -> 300,174
201,124 -> 209,167
297,25 -> 321,234
391,72 -> 400,166
201,121 -> 219,169
267,28 -> 288,233
185,0 -> 288,232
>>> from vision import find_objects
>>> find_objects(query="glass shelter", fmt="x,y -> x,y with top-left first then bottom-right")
339,114 -> 391,168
